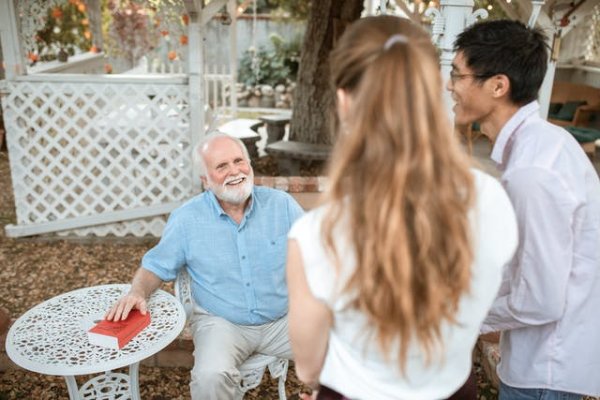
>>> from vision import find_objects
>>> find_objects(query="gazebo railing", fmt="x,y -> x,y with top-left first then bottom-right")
0,74 -> 193,237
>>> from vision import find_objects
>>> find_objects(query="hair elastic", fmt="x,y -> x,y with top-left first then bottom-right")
383,34 -> 408,50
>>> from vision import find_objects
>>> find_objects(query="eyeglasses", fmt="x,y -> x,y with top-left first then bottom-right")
449,71 -> 491,84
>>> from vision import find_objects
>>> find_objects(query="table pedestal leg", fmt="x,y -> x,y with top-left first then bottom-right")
64,376 -> 81,400
78,371 -> 133,399
129,362 -> 141,400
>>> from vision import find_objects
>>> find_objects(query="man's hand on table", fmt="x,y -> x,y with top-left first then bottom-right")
105,290 -> 148,321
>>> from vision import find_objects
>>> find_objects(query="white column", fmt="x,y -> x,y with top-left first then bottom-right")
364,0 -> 375,15
427,0 -> 485,118
227,0 -> 237,115
526,0 -> 553,119
188,11 -> 204,193
0,0 -> 26,79
86,0 -> 104,50
538,59 -> 556,119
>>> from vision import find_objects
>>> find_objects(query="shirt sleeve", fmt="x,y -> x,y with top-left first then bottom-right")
141,210 -> 187,282
481,167 -> 579,333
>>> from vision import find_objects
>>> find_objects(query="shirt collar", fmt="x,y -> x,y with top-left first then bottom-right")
490,101 -> 540,166
206,187 -> 256,219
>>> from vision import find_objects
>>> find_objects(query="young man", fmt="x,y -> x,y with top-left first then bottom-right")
107,133 -> 304,399
448,20 -> 600,399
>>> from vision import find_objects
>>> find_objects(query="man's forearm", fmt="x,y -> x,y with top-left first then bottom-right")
131,267 -> 163,298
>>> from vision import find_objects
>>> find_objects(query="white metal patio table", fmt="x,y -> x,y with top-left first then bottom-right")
5,284 -> 186,400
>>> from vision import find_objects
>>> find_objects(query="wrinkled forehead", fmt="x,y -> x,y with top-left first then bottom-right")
202,136 -> 246,166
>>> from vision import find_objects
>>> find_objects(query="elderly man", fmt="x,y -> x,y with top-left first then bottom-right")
448,20 -> 600,399
107,133 -> 304,399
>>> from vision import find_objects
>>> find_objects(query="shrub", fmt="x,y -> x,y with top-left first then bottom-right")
238,34 -> 301,87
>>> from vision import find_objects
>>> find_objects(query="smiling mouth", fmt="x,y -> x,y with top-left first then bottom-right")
226,177 -> 245,186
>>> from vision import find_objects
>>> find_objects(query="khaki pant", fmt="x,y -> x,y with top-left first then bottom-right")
189,304 -> 292,400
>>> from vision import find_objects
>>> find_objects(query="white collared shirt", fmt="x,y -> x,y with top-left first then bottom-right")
481,101 -> 600,396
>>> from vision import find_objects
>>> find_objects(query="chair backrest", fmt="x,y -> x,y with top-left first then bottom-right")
175,268 -> 194,319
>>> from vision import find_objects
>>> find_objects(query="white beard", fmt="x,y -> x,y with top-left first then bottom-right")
207,172 -> 253,205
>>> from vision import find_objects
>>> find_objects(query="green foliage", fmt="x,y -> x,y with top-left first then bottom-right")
241,0 -> 310,20
238,34 -> 302,87
473,0 -> 509,20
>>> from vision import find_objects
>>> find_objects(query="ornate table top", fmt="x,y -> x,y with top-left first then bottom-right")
6,284 -> 186,376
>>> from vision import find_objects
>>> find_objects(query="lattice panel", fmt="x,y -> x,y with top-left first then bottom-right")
1,79 -> 193,236
585,4 -> 600,64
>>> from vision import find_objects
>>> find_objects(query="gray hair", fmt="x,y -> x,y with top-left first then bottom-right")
192,132 -> 251,177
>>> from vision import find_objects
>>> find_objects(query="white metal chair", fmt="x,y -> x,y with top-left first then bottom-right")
174,268 -> 288,400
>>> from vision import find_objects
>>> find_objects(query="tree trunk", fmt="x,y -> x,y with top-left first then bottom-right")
289,0 -> 363,144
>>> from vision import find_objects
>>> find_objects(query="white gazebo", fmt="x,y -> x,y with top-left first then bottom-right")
0,0 -> 239,237
0,0 -> 598,238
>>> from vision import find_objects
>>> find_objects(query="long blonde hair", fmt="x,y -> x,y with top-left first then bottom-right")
323,16 -> 475,370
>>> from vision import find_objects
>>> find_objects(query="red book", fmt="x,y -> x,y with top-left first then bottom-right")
87,310 -> 151,350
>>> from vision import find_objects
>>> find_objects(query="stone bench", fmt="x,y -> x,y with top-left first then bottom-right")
260,114 -> 291,144
265,140 -> 332,175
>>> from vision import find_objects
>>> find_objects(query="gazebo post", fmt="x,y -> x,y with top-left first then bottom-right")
526,0 -> 555,120
186,0 -> 228,192
0,0 -> 27,80
531,1 -> 597,120
227,0 -> 238,114
188,9 -> 205,193
85,0 -> 104,51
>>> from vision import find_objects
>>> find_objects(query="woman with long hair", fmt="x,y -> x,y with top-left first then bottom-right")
286,16 -> 518,400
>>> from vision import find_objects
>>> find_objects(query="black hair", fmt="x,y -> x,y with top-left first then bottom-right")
454,19 -> 549,105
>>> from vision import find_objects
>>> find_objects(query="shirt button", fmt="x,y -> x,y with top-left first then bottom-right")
241,255 -> 246,260
271,241 -> 275,245
245,283 -> 250,287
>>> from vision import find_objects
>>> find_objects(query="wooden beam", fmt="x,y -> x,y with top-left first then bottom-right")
514,1 -> 554,31
201,0 -> 227,26
558,1 -> 597,37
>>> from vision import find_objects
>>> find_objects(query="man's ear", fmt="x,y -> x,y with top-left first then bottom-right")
490,74 -> 511,99
200,175 -> 207,187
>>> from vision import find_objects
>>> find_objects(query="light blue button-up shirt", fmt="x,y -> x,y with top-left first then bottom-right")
142,186 -> 304,325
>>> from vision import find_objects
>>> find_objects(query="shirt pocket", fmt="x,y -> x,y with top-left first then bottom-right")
263,233 -> 288,269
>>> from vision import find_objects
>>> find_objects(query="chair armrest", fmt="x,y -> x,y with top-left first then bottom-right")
578,104 -> 600,112
548,118 -> 572,128
573,104 -> 600,127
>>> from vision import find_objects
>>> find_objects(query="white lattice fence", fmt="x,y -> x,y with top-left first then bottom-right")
205,64 -> 235,122
0,75 -> 194,237
585,4 -> 600,64
559,4 -> 600,65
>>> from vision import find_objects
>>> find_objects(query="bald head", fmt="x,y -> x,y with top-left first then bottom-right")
193,133 -> 251,178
